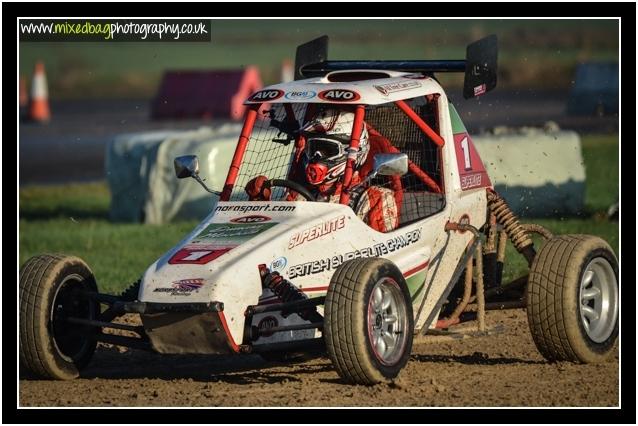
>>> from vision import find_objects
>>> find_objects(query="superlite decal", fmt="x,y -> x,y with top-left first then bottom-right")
287,229 -> 421,279
288,215 -> 346,249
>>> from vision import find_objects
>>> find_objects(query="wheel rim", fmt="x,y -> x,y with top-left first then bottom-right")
50,274 -> 97,362
367,277 -> 409,365
578,257 -> 618,343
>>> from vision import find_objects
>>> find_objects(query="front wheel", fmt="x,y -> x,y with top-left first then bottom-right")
526,235 -> 618,363
324,258 -> 414,385
19,254 -> 100,380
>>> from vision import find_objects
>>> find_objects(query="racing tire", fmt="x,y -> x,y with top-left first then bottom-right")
526,235 -> 618,363
324,258 -> 414,385
20,254 -> 100,380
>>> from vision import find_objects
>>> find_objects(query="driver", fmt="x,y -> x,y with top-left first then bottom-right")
245,108 -> 402,233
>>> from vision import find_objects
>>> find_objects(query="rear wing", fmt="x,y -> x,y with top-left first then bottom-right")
294,34 -> 498,99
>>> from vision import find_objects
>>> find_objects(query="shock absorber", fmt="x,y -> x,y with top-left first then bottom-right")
487,191 -> 536,266
258,265 -> 323,323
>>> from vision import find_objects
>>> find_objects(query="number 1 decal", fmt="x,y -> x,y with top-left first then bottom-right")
169,247 -> 233,264
460,136 -> 472,170
180,251 -> 214,261
453,132 -> 491,191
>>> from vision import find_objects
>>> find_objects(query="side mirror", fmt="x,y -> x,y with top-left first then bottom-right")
173,155 -> 221,196
174,155 -> 199,179
373,153 -> 409,177
347,153 -> 408,195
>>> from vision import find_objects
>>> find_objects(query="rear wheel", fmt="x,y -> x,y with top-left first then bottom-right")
526,235 -> 618,363
324,258 -> 413,385
20,254 -> 99,380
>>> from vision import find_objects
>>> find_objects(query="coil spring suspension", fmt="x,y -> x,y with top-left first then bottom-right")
487,191 -> 536,265
259,266 -> 322,323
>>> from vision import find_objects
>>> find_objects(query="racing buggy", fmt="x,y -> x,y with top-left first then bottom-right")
20,35 -> 619,385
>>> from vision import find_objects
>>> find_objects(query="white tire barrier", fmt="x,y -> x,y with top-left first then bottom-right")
106,124 -> 241,224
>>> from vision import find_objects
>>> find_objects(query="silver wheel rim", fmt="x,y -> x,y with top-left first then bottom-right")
367,277 -> 409,365
579,257 -> 618,343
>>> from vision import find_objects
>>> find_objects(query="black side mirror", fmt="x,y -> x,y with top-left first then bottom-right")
174,155 -> 199,179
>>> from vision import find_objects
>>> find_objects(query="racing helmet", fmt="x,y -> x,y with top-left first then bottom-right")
301,108 -> 369,186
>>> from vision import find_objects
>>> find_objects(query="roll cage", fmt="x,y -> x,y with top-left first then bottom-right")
219,99 -> 445,206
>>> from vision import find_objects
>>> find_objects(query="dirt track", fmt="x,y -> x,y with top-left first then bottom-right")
19,309 -> 619,407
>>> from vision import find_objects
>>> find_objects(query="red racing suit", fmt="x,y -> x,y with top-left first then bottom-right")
245,125 -> 403,233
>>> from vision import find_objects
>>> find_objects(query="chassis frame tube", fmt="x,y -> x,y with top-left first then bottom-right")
246,296 -> 325,317
115,301 -> 223,314
258,322 -> 323,336
65,316 -> 145,334
250,337 -> 325,354
418,223 -> 482,333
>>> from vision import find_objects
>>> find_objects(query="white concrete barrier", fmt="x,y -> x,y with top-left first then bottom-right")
473,126 -> 585,217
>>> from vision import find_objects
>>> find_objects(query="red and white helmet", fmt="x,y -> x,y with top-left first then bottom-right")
301,108 -> 369,186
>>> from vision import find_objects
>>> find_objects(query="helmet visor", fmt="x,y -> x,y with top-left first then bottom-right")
306,137 -> 346,161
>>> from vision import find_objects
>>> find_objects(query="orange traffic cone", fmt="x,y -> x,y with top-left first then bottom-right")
29,62 -> 50,122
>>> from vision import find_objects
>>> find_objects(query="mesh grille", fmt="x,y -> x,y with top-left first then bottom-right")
231,98 -> 445,226
364,98 -> 445,224
230,104 -> 307,201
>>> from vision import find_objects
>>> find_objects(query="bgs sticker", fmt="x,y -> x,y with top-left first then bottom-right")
284,90 -> 316,100
248,89 -> 284,102
270,256 -> 287,272
318,89 -> 361,102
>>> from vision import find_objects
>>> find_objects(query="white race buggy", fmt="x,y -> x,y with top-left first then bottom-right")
20,35 -> 619,385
